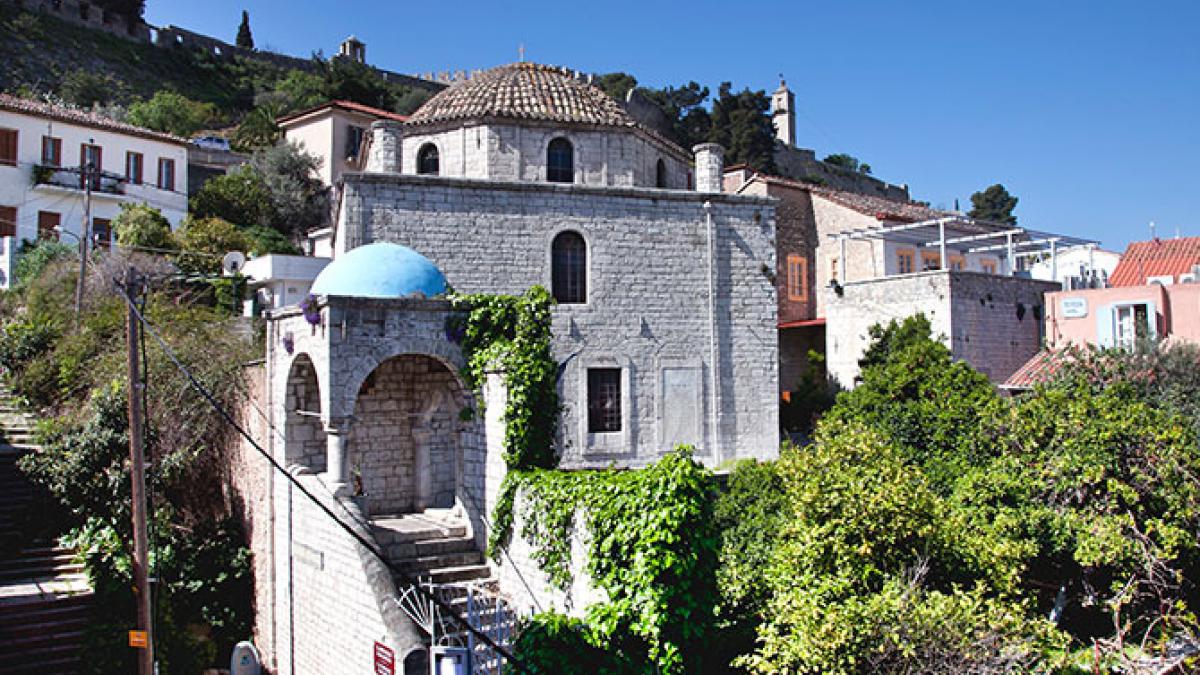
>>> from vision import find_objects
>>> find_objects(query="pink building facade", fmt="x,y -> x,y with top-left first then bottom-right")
1046,282 -> 1200,350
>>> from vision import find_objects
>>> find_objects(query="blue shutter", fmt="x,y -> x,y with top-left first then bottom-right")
1096,304 -> 1114,348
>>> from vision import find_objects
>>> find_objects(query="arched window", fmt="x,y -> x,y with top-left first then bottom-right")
655,158 -> 667,188
417,143 -> 440,175
546,137 -> 573,183
551,231 -> 587,303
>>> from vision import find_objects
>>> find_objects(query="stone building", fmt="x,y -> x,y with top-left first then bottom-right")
725,168 -> 1093,395
255,62 -> 779,674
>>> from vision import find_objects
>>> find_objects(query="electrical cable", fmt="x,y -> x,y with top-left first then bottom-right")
115,280 -> 526,671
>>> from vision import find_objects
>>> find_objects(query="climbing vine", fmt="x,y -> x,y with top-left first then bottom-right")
507,448 -> 720,673
448,286 -> 559,471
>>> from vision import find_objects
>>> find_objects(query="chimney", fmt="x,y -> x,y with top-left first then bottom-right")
366,121 -> 402,173
693,143 -> 725,193
771,78 -> 795,147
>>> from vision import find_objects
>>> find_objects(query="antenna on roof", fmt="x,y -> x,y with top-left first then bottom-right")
518,43 -> 525,62
1150,221 -> 1157,240
1176,225 -> 1181,239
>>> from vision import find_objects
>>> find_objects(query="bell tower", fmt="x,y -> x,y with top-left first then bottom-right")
771,77 -> 795,147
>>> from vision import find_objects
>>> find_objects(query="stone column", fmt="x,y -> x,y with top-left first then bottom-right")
366,120 -> 403,173
693,143 -> 725,193
324,417 -> 352,497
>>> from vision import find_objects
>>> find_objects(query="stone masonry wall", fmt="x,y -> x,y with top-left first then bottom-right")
283,356 -> 326,472
230,364 -> 277,671
347,354 -> 459,515
825,271 -> 1058,387
494,489 -> 605,617
339,174 -> 780,469
946,272 -> 1057,384
401,122 -> 691,189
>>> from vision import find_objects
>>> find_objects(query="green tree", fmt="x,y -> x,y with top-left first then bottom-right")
126,91 -> 216,138
822,314 -> 999,492
232,102 -> 282,152
173,216 -> 253,275
707,83 -> 777,173
271,69 -> 326,113
112,203 -> 176,251
822,153 -> 871,175
250,141 -> 329,238
189,165 -> 272,229
595,72 -> 639,102
59,70 -> 126,108
968,183 -> 1019,225
235,10 -> 254,50
639,81 -> 712,151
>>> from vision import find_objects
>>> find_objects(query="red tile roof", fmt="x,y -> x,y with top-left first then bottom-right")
1109,237 -> 1200,287
0,93 -> 187,145
1001,350 -> 1068,390
753,173 -> 953,223
277,100 -> 409,126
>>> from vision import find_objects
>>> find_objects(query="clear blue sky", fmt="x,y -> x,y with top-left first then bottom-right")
148,0 -> 1199,252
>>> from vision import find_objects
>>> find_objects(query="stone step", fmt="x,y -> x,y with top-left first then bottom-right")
0,641 -> 83,669
371,516 -> 468,547
0,613 -> 88,642
0,656 -> 81,675
425,564 -> 492,585
413,536 -> 479,558
394,550 -> 484,575
0,560 -> 83,582
0,593 -> 92,619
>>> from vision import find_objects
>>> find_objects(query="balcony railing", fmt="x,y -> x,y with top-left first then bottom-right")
32,165 -> 125,195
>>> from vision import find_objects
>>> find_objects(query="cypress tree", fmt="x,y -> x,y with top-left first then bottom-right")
236,10 -> 254,50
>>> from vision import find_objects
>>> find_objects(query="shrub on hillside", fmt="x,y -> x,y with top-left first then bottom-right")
113,203 -> 176,252
126,90 -> 216,137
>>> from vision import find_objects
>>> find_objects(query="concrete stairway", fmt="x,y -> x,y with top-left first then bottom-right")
0,392 -> 92,675
371,510 -> 491,586
373,510 -> 523,670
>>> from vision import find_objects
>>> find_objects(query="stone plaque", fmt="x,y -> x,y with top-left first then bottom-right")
1061,297 -> 1088,318
661,367 -> 701,449
294,541 -> 324,570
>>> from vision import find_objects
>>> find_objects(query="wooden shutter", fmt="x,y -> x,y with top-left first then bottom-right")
0,129 -> 17,166
37,211 -> 61,240
0,206 -> 16,238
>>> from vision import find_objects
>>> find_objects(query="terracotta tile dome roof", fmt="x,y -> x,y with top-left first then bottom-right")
406,62 -> 637,128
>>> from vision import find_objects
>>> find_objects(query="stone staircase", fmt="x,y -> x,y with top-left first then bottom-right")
374,510 -> 523,672
0,392 -> 92,675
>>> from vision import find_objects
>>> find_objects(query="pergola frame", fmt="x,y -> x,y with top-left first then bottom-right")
828,215 -> 1096,282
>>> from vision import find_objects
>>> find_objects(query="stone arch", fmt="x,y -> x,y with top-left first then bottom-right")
416,142 -> 440,175
345,353 -> 469,515
283,353 -> 327,472
546,136 -> 574,183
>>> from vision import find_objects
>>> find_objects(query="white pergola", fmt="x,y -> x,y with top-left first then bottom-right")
828,215 -> 1097,283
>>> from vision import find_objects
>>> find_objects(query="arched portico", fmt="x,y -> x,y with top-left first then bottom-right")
345,353 -> 467,515
282,353 -> 327,472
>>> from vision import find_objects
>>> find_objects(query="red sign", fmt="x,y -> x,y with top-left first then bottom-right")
374,641 -> 395,675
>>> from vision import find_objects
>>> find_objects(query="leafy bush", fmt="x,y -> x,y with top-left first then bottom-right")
12,239 -> 74,288
173,216 -> 253,276
113,203 -> 176,251
0,318 -> 58,373
250,141 -> 329,238
189,165 -> 272,230
126,90 -> 216,137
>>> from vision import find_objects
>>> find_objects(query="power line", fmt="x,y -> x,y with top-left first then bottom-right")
116,279 -> 525,671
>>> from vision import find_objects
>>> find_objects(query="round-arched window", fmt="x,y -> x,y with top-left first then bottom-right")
417,143 -> 440,175
546,137 -> 574,183
655,158 -> 668,188
551,231 -> 587,303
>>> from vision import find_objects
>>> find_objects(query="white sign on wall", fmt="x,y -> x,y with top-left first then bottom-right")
1061,297 -> 1088,318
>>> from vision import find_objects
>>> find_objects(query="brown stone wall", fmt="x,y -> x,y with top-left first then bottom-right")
231,363 -> 277,671
764,183 -> 818,324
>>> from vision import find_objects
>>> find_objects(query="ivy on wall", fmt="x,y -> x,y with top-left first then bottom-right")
507,448 -> 720,674
449,286 -> 559,471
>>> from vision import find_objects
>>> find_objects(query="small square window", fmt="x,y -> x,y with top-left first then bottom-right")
896,249 -> 915,275
587,368 -> 622,433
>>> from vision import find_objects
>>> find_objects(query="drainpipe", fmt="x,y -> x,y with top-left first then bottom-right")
938,220 -> 947,271
704,201 -> 721,461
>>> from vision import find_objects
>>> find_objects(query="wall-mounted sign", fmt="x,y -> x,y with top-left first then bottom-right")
1061,297 -> 1088,318
374,641 -> 395,675
128,630 -> 148,649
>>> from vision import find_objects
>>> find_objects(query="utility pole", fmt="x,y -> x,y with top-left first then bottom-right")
124,267 -> 154,675
74,160 -> 93,330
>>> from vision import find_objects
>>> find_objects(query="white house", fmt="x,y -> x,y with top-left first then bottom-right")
1029,244 -> 1121,288
0,94 -> 189,288
278,99 -> 409,188
240,253 -> 330,316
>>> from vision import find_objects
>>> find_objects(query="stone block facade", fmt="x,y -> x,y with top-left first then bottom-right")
399,122 -> 691,189
825,270 -> 1058,387
337,173 -> 780,468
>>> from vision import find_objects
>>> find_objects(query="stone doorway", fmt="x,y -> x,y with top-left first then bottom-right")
347,354 -> 462,515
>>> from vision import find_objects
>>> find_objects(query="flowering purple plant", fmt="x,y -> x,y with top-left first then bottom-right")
444,317 -> 466,344
300,294 -> 321,326
281,333 -> 295,355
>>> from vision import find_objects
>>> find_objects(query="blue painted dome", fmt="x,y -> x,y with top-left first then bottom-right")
310,243 -> 447,299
